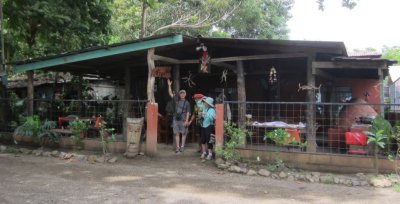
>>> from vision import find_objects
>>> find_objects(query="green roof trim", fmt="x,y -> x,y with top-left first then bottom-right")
14,34 -> 183,73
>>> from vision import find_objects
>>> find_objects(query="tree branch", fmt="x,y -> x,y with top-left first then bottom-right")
149,2 -> 241,36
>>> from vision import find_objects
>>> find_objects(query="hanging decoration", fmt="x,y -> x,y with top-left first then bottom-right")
182,71 -> 196,88
220,69 -> 228,84
269,66 -> 277,85
152,66 -> 171,78
196,43 -> 211,73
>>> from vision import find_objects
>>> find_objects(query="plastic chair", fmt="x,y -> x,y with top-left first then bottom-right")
345,131 -> 368,155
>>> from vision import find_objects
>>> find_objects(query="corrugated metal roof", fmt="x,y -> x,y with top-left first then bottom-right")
348,51 -> 382,58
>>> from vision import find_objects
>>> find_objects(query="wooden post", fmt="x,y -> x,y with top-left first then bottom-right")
236,60 -> 246,128
146,103 -> 158,156
215,104 -> 224,148
123,66 -> 132,140
378,67 -> 385,116
147,48 -> 155,103
27,71 -> 34,116
307,55 -> 317,152
172,64 -> 180,148
172,64 -> 180,94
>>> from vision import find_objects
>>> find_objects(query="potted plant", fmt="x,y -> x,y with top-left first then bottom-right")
68,120 -> 88,149
38,120 -> 61,148
13,115 -> 41,143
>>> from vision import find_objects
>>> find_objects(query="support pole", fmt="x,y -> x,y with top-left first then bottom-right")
146,103 -> 158,156
172,64 -> 180,94
147,48 -> 155,103
215,104 -> 224,149
236,60 -> 246,128
123,67 -> 132,140
307,55 -> 317,152
378,68 -> 385,116
27,71 -> 34,116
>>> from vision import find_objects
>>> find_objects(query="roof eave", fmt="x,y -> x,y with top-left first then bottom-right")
13,34 -> 184,73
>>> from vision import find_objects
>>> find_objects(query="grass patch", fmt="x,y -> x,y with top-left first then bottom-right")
0,147 -> 18,154
393,184 -> 400,192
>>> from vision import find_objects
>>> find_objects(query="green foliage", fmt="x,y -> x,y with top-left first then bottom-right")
366,115 -> 393,153
0,146 -> 18,154
267,158 -> 285,172
109,0 -> 293,40
383,46 -> 400,66
14,115 -> 41,137
317,0 -> 358,11
364,116 -> 392,174
70,135 -> 83,147
38,120 -> 60,145
68,120 -> 88,136
109,0 -> 142,41
99,121 -> 116,160
393,184 -> 400,193
13,115 -> 60,147
371,116 -> 392,137
215,121 -> 248,161
218,0 -> 293,39
264,128 -> 291,145
3,0 -> 112,62
366,130 -> 387,149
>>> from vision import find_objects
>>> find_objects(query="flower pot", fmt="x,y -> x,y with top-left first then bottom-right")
13,134 -> 22,142
21,136 -> 34,143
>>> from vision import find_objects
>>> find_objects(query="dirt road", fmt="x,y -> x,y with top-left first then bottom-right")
0,145 -> 399,204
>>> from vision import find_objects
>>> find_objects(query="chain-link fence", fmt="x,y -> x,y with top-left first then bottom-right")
0,98 -> 147,139
224,101 -> 400,158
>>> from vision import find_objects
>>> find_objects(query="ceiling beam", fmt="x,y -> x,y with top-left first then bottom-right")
312,68 -> 334,79
153,53 -> 308,65
313,61 -> 387,69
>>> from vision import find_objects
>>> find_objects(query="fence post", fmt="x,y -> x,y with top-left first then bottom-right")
215,104 -> 224,148
146,102 -> 158,156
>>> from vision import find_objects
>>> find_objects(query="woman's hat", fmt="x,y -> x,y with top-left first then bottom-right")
202,97 -> 214,107
192,93 -> 205,100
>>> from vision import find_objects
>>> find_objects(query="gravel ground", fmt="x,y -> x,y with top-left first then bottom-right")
1,144 -> 400,204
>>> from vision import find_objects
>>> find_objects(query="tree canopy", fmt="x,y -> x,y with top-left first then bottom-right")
3,0 -> 112,62
109,0 -> 294,40
383,46 -> 400,65
3,0 -> 358,63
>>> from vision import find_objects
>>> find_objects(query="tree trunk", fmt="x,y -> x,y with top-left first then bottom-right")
123,67 -> 132,140
140,1 -> 148,39
173,65 -> 180,94
27,71 -> 34,116
147,49 -> 155,103
306,55 -> 317,153
236,60 -> 246,129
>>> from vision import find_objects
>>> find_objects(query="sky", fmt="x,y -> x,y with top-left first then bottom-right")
288,0 -> 400,52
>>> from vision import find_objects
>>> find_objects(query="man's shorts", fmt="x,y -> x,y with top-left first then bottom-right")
173,120 -> 188,135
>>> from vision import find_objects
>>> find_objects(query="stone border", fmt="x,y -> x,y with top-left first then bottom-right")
1,144 -> 399,188
214,158 -> 400,188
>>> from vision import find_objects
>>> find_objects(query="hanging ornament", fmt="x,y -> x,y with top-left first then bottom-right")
269,66 -> 277,85
196,43 -> 211,73
182,71 -> 196,88
220,69 -> 228,84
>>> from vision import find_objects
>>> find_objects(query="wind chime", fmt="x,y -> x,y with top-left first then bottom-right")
269,66 -> 277,85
